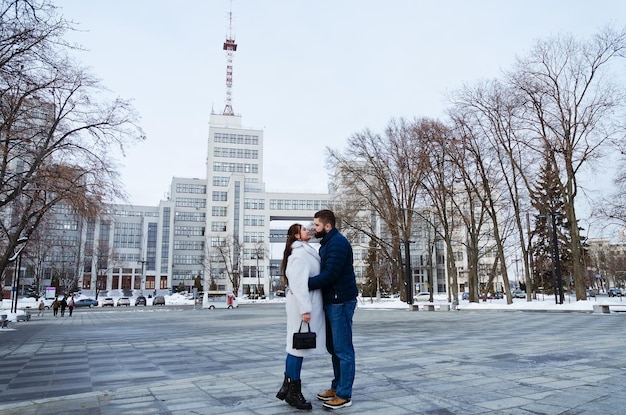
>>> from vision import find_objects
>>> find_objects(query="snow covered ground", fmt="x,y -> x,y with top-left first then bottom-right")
1,292 -> 624,324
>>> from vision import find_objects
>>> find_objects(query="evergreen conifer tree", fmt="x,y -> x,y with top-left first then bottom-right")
529,147 -> 573,295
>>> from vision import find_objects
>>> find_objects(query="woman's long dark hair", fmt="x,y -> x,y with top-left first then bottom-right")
281,223 -> 302,284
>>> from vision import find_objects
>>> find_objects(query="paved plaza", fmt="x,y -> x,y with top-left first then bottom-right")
0,303 -> 625,414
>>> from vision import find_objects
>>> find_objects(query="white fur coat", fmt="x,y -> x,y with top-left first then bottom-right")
285,240 -> 326,357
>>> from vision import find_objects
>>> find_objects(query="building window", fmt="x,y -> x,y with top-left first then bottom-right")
175,183 -> 206,194
211,221 -> 227,232
244,249 -> 265,260
174,240 -> 204,250
174,226 -> 205,236
213,162 -> 259,174
212,176 -> 230,187
175,212 -> 206,222
50,220 -> 79,231
210,237 -> 226,247
244,215 -> 265,226
269,198 -> 330,211
121,275 -> 132,289
212,191 -> 228,201
244,198 -> 265,210
173,254 -> 203,265
214,147 -> 259,159
212,206 -> 228,216
175,198 -> 206,208
214,132 -> 259,145
113,222 -> 142,249
243,232 -> 265,243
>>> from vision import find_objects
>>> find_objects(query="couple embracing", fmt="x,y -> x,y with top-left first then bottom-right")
276,209 -> 358,410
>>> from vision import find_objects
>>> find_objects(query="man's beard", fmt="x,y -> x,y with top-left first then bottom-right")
314,228 -> 327,239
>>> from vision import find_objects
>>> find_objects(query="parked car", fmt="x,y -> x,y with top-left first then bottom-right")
74,298 -> 98,308
275,290 -> 286,297
585,289 -> 596,297
608,288 -> 622,297
135,296 -> 147,306
414,292 -> 431,302
488,291 -> 504,299
117,297 -> 131,307
513,289 -> 526,298
461,292 -> 470,300
153,295 -> 166,306
101,297 -> 115,307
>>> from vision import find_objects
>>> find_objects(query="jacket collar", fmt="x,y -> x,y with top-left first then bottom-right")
320,227 -> 338,246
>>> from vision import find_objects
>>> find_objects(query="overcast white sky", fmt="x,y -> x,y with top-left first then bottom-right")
54,1 -> 626,222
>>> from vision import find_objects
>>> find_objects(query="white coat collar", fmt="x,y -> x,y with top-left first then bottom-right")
292,240 -> 319,260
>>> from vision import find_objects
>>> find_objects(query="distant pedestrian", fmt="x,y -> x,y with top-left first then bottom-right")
37,300 -> 45,317
52,298 -> 60,317
60,296 -> 67,317
68,295 -> 75,317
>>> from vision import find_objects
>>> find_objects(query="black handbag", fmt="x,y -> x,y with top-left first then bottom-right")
292,322 -> 317,349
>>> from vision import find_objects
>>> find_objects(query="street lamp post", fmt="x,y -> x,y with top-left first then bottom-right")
10,236 -> 29,313
514,257 -> 520,289
404,240 -> 413,305
138,259 -> 146,294
549,212 -> 564,305
255,254 -> 260,298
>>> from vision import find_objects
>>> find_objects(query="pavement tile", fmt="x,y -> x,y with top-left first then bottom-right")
0,304 -> 625,414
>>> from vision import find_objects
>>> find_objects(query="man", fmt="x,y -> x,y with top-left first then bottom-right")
308,209 -> 358,410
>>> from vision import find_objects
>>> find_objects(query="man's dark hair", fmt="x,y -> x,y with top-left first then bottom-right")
314,209 -> 336,228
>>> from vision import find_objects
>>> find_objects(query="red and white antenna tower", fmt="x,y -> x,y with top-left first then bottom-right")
222,6 -> 237,116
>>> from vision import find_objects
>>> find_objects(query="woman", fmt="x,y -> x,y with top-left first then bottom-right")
68,295 -> 75,317
276,223 -> 326,410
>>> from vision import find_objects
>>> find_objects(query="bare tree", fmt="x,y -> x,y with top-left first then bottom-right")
327,117 -> 435,300
250,241 -> 266,297
85,239 -> 123,300
509,27 -> 626,300
599,156 -> 626,230
441,122 -> 493,303
212,234 -> 243,296
16,218 -> 54,297
446,80 -> 539,301
0,0 -> 144,283
418,122 -> 464,305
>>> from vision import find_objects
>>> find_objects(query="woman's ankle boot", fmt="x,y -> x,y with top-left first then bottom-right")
276,374 -> 290,400
285,379 -> 312,410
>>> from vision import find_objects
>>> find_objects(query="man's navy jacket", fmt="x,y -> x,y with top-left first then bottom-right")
308,227 -> 358,304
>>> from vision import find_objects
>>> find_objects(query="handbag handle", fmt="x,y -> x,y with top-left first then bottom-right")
298,321 -> 311,333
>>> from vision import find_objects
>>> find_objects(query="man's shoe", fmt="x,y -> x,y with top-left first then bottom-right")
323,397 -> 352,409
316,389 -> 336,401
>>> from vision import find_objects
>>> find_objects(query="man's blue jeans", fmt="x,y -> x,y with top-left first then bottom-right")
324,300 -> 356,399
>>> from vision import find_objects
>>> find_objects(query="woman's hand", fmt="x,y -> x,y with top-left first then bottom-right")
302,312 -> 311,323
